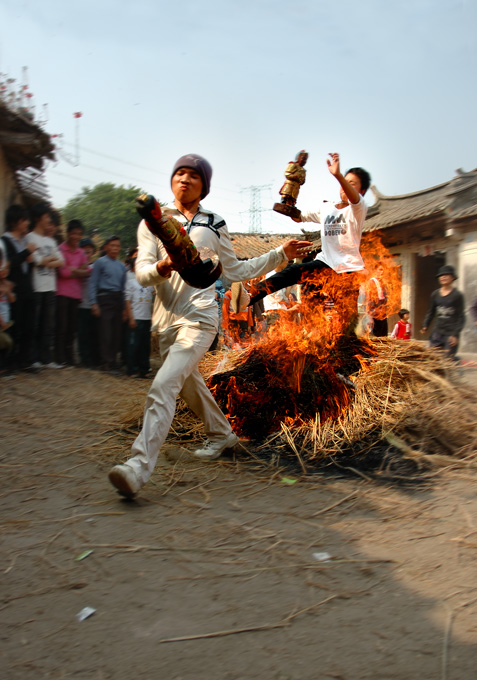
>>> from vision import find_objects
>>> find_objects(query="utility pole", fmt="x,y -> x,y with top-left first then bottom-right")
241,184 -> 272,233
51,112 -> 82,166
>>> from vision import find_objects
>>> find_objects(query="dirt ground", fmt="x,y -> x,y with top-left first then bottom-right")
1,366 -> 476,680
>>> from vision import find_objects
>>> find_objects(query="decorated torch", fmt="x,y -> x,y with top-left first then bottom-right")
136,194 -> 222,289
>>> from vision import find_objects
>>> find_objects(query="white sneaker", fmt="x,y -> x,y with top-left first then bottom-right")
31,362 -> 44,369
108,464 -> 142,498
193,432 -> 239,461
46,362 -> 65,369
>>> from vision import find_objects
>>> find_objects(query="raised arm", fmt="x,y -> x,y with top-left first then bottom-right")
203,225 -> 311,283
327,152 -> 361,205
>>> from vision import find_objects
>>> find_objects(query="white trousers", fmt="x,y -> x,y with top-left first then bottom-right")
126,323 -> 232,485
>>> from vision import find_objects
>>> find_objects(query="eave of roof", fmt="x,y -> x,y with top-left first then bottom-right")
365,182 -> 451,231
15,167 -> 51,205
0,101 -> 55,171
364,169 -> 477,231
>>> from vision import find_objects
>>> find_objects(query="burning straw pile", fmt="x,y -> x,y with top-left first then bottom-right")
204,336 -> 477,479
120,236 -> 475,480
201,239 -> 476,479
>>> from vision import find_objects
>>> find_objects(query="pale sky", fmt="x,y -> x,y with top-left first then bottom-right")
1,0 -> 475,234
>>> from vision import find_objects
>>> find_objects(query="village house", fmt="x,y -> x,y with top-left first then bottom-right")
0,88 -> 54,229
365,170 -> 477,353
229,169 -> 477,353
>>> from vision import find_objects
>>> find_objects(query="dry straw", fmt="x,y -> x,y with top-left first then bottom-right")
117,339 -> 477,479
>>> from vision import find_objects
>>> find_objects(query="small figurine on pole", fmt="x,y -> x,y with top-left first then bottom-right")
273,149 -> 308,220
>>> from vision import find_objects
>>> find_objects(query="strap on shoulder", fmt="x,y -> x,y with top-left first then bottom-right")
189,213 -> 226,239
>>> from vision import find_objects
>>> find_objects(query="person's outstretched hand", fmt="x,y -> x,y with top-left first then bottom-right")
327,152 -> 341,177
282,239 -> 313,260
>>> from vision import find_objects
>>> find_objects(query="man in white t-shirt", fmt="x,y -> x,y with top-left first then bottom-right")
26,203 -> 64,367
249,154 -> 371,325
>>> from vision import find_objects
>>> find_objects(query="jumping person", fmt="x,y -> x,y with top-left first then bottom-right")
249,153 -> 371,326
108,153 -> 311,498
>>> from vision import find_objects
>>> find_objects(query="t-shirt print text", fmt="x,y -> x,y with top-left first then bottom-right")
436,305 -> 455,319
324,214 -> 347,236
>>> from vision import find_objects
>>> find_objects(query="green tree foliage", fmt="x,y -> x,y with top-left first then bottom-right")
62,183 -> 143,250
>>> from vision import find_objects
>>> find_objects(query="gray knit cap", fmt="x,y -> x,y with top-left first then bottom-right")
171,154 -> 213,198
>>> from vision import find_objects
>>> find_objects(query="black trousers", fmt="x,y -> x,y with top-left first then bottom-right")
126,319 -> 151,375
77,308 -> 100,367
98,292 -> 124,367
55,295 -> 80,365
32,291 -> 56,364
429,330 -> 459,359
249,260 -> 361,333
371,317 -> 388,337
9,295 -> 35,368
249,260 -> 330,306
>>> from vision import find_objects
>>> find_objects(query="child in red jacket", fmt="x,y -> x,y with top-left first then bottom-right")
391,309 -> 412,340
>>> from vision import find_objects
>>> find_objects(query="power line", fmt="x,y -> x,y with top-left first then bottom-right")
48,182 -> 80,193
62,141 -> 169,177
49,168 -> 111,185
60,141 -> 243,195
48,163 -> 244,205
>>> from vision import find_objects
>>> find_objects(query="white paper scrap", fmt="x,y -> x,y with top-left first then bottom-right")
77,607 -> 96,622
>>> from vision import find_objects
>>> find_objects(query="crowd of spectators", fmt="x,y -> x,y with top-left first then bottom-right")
0,203 -> 154,377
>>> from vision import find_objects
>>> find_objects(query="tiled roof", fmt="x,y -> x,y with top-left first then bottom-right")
452,204 -> 477,220
364,168 -> 477,231
364,183 -> 451,232
228,232 -> 299,259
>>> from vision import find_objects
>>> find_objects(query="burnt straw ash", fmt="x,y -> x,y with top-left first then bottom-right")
208,334 -> 372,440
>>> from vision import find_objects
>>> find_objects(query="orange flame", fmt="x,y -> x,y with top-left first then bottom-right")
209,233 -> 398,438
360,232 -> 402,322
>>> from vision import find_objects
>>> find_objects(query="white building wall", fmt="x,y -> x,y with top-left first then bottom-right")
459,232 -> 477,353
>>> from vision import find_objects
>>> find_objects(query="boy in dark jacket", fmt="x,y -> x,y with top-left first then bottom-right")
420,265 -> 465,358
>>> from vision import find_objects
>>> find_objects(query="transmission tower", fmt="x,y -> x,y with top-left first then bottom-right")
241,184 -> 272,233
